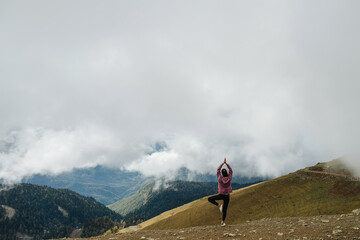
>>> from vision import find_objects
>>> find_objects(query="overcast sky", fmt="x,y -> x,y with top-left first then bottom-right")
1,0 -> 360,183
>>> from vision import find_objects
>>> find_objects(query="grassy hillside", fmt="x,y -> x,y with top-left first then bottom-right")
129,159 -> 360,231
0,183 -> 122,240
108,183 -> 154,217
108,181 -> 254,223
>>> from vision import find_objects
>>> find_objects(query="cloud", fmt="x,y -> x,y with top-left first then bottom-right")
0,0 -> 360,183
0,126 -> 124,183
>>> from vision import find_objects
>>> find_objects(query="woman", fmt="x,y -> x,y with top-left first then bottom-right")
208,157 -> 233,226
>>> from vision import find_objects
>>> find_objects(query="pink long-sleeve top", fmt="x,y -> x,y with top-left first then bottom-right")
217,163 -> 233,194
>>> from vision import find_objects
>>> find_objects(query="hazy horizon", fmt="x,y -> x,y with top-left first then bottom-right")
1,0 -> 360,183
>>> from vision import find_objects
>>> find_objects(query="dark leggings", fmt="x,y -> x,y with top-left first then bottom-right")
208,194 -> 230,221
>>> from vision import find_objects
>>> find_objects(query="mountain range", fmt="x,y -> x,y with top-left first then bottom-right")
120,158 -> 360,232
23,166 -> 266,205
108,180 -> 259,224
22,166 -> 148,205
0,183 -> 122,240
3,158 -> 359,240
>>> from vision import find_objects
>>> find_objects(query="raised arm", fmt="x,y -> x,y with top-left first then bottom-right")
217,162 -> 224,179
225,163 -> 233,179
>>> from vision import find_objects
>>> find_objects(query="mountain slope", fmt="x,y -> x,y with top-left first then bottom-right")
123,159 -> 360,231
108,181 -> 255,221
0,183 -> 122,240
108,182 -> 155,217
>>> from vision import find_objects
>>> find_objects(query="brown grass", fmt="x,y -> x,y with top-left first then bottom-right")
135,163 -> 360,231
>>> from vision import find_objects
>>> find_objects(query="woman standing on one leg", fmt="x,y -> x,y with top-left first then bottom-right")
208,157 -> 233,226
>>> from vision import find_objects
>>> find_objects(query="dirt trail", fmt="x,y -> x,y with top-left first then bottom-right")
302,168 -> 349,178
302,168 -> 360,182
67,210 -> 360,240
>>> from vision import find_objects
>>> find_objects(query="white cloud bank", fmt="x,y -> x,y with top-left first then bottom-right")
0,0 -> 360,183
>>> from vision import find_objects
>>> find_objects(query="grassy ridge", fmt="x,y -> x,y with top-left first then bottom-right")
108,181 -> 254,222
139,162 -> 360,230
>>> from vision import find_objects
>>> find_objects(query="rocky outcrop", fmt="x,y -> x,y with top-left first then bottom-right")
1,205 -> 15,219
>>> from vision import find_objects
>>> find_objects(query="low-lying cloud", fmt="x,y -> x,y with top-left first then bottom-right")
0,0 -> 360,183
